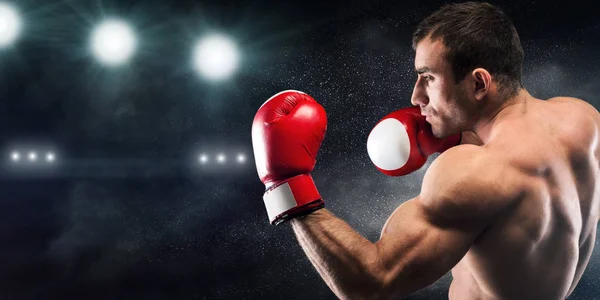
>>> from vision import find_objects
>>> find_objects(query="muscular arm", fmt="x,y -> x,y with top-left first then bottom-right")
290,145 -> 511,299
290,209 -> 383,299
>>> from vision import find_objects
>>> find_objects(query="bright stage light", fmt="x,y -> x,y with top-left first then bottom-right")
10,151 -> 20,162
0,3 -> 22,48
46,152 -> 55,162
193,34 -> 239,81
217,153 -> 226,163
199,154 -> 208,164
237,154 -> 245,163
91,19 -> 136,66
28,151 -> 37,161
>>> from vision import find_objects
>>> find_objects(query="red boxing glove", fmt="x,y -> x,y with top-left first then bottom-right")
367,106 -> 461,176
252,90 -> 327,225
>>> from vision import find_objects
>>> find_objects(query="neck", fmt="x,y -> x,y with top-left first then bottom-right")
473,88 -> 531,144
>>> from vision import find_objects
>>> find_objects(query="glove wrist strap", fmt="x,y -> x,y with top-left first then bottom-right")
263,174 -> 323,225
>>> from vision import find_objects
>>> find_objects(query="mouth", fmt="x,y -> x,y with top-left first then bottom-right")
424,114 -> 433,123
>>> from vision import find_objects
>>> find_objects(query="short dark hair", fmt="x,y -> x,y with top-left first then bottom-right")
413,2 -> 524,98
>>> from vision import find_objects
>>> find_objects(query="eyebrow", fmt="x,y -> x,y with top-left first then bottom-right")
415,67 -> 432,74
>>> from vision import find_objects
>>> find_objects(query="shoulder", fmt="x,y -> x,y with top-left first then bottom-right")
548,97 -> 599,151
549,96 -> 600,124
548,96 -> 595,110
418,144 -> 521,225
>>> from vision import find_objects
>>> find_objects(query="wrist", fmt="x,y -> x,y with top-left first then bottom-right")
263,174 -> 324,225
292,207 -> 328,222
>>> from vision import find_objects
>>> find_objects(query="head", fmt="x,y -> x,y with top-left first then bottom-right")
410,2 -> 524,138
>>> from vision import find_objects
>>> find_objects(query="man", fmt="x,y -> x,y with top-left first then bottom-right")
251,2 -> 600,299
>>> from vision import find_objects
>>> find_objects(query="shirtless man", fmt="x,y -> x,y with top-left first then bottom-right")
251,2 -> 600,299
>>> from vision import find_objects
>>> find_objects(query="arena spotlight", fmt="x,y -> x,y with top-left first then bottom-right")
46,152 -> 55,162
10,151 -> 20,162
193,34 -> 239,81
217,153 -> 226,164
237,154 -> 245,163
28,151 -> 37,162
0,2 -> 22,48
199,154 -> 208,164
90,19 -> 136,66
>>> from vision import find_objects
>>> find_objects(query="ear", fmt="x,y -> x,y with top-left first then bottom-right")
471,68 -> 492,101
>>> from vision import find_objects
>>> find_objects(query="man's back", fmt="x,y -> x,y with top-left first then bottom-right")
450,97 -> 600,299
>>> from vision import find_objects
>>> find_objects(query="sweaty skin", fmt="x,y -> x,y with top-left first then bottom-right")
289,35 -> 600,299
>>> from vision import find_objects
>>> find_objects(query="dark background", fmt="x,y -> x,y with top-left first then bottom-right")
0,0 -> 598,299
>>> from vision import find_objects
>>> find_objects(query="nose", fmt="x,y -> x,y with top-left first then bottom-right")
410,78 -> 428,107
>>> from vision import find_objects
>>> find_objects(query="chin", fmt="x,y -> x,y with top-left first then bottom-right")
432,126 -> 453,139
431,127 -> 444,139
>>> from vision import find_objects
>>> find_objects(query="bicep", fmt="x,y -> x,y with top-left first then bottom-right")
374,198 -> 482,297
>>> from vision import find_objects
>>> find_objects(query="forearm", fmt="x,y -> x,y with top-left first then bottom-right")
290,209 -> 384,299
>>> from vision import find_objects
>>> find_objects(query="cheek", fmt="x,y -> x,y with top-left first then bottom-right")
439,84 -> 465,114
427,82 -> 451,110
426,88 -> 442,111
428,92 -> 449,115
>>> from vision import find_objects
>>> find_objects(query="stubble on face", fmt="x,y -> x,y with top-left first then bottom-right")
430,83 -> 471,139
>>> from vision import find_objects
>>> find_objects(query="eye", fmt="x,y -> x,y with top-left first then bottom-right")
418,74 -> 432,82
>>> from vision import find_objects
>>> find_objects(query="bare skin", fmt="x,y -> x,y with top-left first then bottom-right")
289,36 -> 600,300
447,96 -> 600,299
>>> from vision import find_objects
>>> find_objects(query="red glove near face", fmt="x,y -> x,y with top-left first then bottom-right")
367,106 -> 461,176
252,90 -> 327,225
